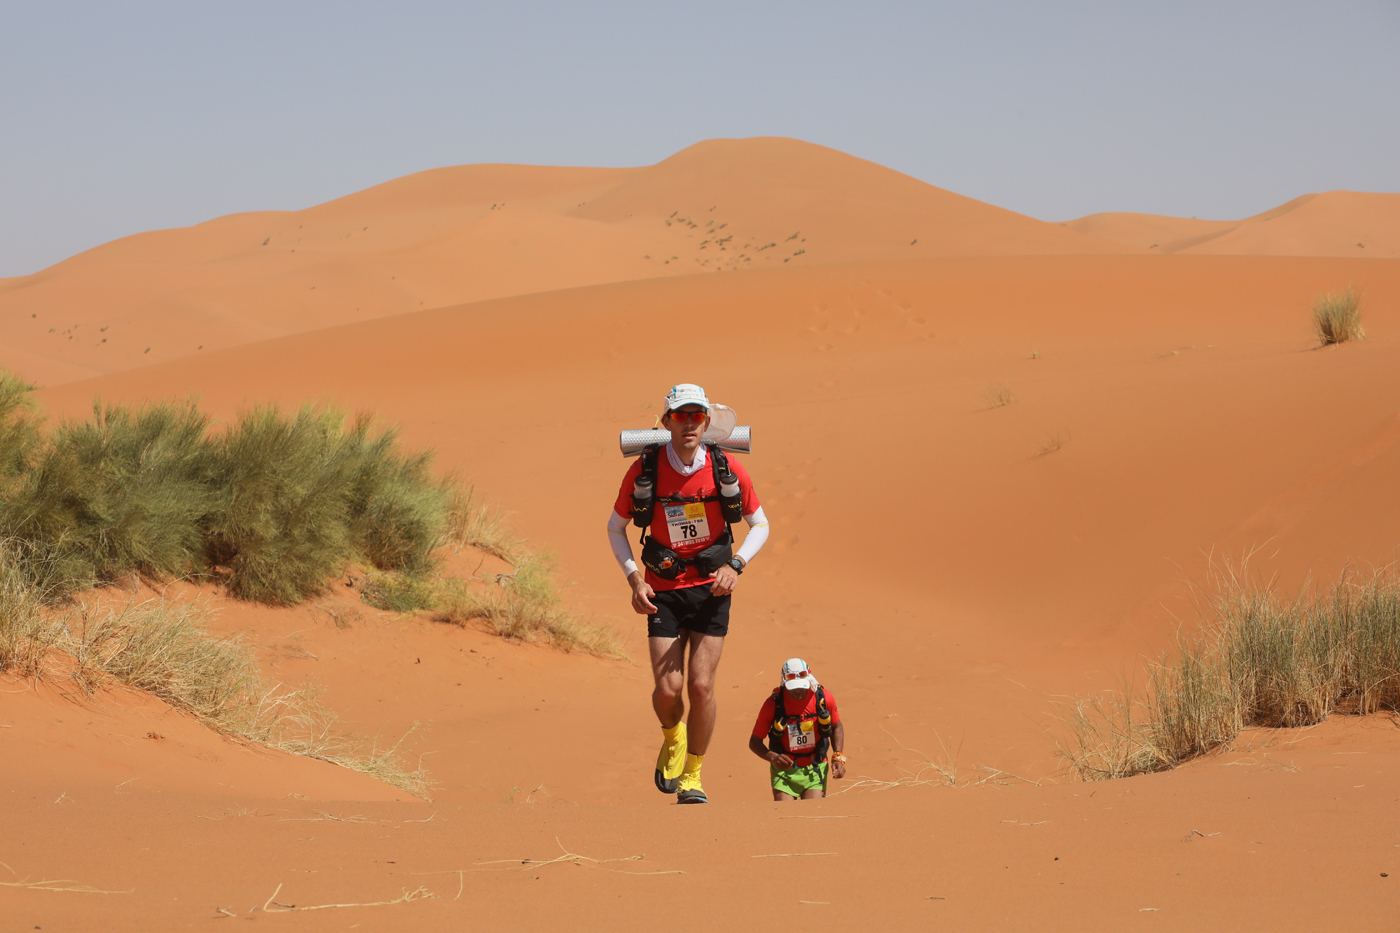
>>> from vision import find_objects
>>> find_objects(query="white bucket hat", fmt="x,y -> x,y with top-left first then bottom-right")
664,383 -> 736,441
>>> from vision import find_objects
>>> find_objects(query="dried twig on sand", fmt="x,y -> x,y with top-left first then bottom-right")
412,837 -> 683,898
259,882 -> 434,913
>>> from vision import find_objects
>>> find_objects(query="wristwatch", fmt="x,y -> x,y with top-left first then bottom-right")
727,557 -> 744,575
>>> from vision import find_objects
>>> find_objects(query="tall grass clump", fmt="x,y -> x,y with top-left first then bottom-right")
371,556 -> 622,657
4,400 -> 214,594
1062,566 -> 1400,780
0,377 -> 452,604
339,416 -> 447,573
1312,286 -> 1364,345
204,405 -> 449,604
441,483 -> 522,563
0,372 -> 43,490
205,405 -> 359,604
0,542 -> 428,795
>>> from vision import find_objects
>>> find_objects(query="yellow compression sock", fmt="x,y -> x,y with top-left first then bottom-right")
663,723 -> 684,741
682,752 -> 703,778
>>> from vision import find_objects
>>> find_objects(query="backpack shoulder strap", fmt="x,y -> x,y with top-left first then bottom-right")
708,443 -> 730,479
815,686 -> 833,734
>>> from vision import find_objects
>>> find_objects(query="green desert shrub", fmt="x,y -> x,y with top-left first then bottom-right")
0,372 -> 43,490
204,405 -> 448,604
338,416 -> 448,572
361,570 -> 441,613
204,405 -> 359,604
1312,286 -> 1364,345
1063,567 -> 1400,779
1,399 -> 213,595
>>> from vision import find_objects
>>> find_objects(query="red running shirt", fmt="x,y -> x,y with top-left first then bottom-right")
613,448 -> 760,592
752,688 -> 841,764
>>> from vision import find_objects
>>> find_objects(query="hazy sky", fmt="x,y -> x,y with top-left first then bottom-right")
2,1 -> 1396,276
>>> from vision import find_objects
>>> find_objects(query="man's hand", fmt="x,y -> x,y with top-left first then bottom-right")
628,571 -> 657,614
768,751 -> 794,769
709,560 -> 742,596
831,757 -> 847,780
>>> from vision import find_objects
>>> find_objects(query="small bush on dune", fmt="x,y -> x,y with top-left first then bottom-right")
9,400 -> 214,591
0,542 -> 428,795
1313,286 -> 1364,345
338,416 -> 447,573
205,405 -> 359,604
361,570 -> 440,613
0,544 -> 59,676
206,405 -> 449,604
67,597 -> 266,731
441,482 -> 521,563
0,372 -> 43,489
1063,566 -> 1400,780
432,557 -> 623,657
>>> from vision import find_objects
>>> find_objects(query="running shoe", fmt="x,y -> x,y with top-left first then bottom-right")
654,723 -> 687,794
676,772 -> 707,804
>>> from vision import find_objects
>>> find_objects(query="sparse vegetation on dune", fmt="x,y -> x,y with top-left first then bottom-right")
1062,565 -> 1400,780
984,385 -> 1015,409
0,388 -> 450,603
0,373 -> 613,791
0,544 -> 429,796
1312,286 -> 1364,345
441,482 -> 522,564
363,556 -> 623,658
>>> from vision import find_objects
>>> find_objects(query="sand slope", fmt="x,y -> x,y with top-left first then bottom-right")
6,140 -> 1400,930
1068,190 -> 1400,257
29,252 -> 1400,796
0,138 -> 1138,387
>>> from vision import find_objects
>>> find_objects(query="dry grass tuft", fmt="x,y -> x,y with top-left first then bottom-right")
1312,286 -> 1364,345
435,559 -> 623,657
0,542 -> 429,796
441,483 -> 522,564
984,385 -> 1015,409
1061,564 -> 1400,780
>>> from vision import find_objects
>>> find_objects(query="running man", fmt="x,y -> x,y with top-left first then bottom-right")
749,658 -> 847,800
607,384 -> 770,804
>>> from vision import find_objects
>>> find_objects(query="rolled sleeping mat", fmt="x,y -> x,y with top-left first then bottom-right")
620,426 -> 751,457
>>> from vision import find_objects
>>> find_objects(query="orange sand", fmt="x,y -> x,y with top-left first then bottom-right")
3,138 -> 1399,931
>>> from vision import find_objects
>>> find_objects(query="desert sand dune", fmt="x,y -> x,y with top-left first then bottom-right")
1064,211 -> 1237,252
27,253 -> 1400,798
0,138 -> 1139,387
1181,190 -> 1400,257
6,140 -> 1400,930
1069,190 -> 1400,257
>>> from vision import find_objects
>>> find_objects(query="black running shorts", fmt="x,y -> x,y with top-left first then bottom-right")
646,583 -> 731,639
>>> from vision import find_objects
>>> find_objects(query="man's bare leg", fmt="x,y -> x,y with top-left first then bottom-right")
649,633 -> 689,727
684,633 -> 725,755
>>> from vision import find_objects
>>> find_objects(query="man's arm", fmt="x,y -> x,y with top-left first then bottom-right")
710,506 -> 770,597
830,721 -> 846,779
749,734 -> 793,769
607,510 -> 656,613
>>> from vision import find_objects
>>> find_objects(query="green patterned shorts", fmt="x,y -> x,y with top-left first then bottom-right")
771,761 -> 828,797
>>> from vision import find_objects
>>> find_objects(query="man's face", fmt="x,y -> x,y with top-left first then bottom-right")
663,405 -> 709,444
785,687 -> 810,703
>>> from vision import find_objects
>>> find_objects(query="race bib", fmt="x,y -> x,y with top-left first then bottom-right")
665,503 -> 710,545
786,720 -> 816,752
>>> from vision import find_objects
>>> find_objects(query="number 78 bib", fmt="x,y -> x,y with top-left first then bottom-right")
665,503 -> 710,544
